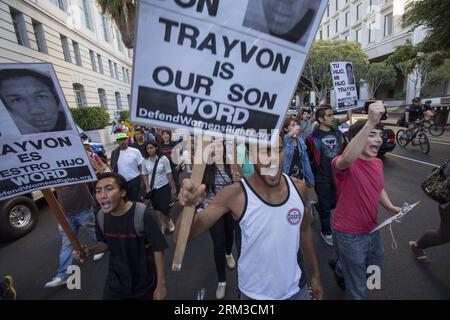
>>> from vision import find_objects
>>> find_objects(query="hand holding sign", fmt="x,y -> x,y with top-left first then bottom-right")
367,101 -> 385,126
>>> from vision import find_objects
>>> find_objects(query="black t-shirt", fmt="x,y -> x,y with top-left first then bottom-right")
289,143 -> 304,180
314,129 -> 340,184
159,142 -> 177,164
96,203 -> 168,299
131,141 -> 147,158
405,104 -> 425,121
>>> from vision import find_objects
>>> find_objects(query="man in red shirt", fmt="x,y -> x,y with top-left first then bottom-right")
330,102 -> 401,300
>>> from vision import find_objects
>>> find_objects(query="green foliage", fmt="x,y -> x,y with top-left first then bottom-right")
366,63 -> 397,99
70,106 -> 110,131
300,40 -> 368,101
402,0 -> 450,53
119,110 -> 130,121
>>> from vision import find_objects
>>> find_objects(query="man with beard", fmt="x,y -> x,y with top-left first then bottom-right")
176,135 -> 323,300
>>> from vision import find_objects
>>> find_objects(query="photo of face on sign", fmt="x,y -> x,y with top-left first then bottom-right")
346,63 -> 355,85
242,0 -> 321,46
0,67 -> 71,135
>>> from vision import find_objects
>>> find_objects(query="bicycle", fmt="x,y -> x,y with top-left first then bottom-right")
396,121 -> 430,154
423,114 -> 445,137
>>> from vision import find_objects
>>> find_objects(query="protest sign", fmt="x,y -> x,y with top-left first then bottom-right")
0,63 -> 97,201
330,61 -> 358,112
131,0 -> 328,145
370,201 -> 420,233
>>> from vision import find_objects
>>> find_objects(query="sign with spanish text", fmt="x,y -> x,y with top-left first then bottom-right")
330,61 -> 358,112
131,0 -> 327,144
0,63 -> 97,201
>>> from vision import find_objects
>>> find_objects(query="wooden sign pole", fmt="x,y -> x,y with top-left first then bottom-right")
172,137 -> 210,271
41,189 -> 86,259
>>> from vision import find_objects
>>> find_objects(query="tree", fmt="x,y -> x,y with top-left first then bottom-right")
386,41 -> 450,97
299,41 -> 368,102
365,63 -> 397,99
402,0 -> 450,53
96,0 -> 136,49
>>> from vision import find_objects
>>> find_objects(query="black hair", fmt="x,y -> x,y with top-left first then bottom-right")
202,141 -> 232,194
143,140 -> 160,159
315,105 -> 332,123
346,63 -> 353,70
0,68 -> 60,108
283,117 -> 296,132
134,127 -> 144,133
96,172 -> 129,201
347,119 -> 384,141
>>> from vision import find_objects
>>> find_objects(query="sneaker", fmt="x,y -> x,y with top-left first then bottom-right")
321,232 -> 333,246
168,219 -> 175,233
93,253 -> 105,262
44,276 -> 67,288
328,259 -> 346,290
225,253 -> 236,269
409,241 -> 431,264
216,282 -> 226,300
0,275 -> 17,300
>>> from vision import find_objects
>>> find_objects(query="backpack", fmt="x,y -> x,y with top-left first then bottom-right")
97,202 -> 146,237
421,160 -> 450,204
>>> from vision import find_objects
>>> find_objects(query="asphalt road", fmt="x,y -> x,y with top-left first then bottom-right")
1,125 -> 449,300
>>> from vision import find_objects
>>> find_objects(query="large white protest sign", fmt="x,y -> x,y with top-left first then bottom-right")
330,61 -> 358,112
0,63 -> 97,201
131,0 -> 327,144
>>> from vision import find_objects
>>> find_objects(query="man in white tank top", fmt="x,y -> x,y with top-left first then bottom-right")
177,135 -> 323,300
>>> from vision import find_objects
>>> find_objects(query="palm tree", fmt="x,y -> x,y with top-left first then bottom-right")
96,0 -> 136,48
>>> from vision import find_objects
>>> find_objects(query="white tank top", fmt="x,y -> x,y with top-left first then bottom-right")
238,174 -> 305,300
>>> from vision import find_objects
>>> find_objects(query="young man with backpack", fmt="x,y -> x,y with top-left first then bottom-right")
74,173 -> 168,300
305,105 -> 346,246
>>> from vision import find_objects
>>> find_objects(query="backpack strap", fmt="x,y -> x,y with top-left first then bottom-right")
97,210 -> 105,235
96,203 -> 146,237
133,202 -> 147,237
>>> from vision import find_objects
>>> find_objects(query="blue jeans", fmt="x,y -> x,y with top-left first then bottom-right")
56,207 -> 97,280
332,229 -> 384,300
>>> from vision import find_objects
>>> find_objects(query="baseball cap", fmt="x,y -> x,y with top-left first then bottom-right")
116,133 -> 128,140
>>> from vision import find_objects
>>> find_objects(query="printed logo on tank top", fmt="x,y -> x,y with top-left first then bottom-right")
287,208 -> 302,225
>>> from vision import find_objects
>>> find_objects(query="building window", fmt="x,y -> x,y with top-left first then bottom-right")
10,8 -> 30,47
73,83 -> 86,107
345,11 -> 350,27
127,94 -> 131,108
335,19 -> 339,33
73,41 -> 82,66
344,34 -> 349,41
115,27 -> 124,53
109,60 -> 114,78
335,0 -> 339,11
50,0 -> 67,12
89,50 -> 97,72
122,67 -> 126,82
98,88 -> 108,108
356,3 -> 362,21
326,4 -> 329,17
101,16 -> 111,43
356,29 -> 362,44
127,48 -> 133,59
60,35 -> 71,62
97,54 -> 104,74
32,20 -> 47,53
77,0 -> 93,30
115,92 -> 122,110
114,62 -> 119,80
327,25 -> 330,38
369,21 -> 375,43
319,29 -> 323,40
126,69 -> 130,83
370,0 -> 379,9
384,13 -> 393,37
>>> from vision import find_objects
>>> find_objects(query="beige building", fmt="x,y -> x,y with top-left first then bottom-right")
0,0 -> 133,117
315,0 -> 449,106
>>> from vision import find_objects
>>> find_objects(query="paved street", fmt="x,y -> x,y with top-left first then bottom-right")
1,124 -> 449,300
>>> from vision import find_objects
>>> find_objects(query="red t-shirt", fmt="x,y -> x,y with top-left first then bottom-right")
332,156 -> 384,234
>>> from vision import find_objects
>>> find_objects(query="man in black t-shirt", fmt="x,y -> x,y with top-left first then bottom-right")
74,173 -> 168,300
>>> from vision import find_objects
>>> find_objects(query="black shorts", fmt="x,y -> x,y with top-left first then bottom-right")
150,183 -> 171,214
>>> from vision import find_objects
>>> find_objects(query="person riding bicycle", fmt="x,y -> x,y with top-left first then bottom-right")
404,97 -> 426,139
